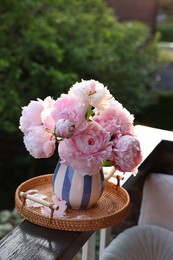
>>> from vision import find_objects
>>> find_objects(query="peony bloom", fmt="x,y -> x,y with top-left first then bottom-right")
111,135 -> 142,174
58,121 -> 112,175
19,100 -> 43,134
24,191 -> 67,218
19,96 -> 55,134
39,96 -> 56,132
24,126 -> 56,158
68,79 -> 113,110
41,195 -> 67,218
55,119 -> 75,138
52,195 -> 67,214
93,99 -> 134,138
51,94 -> 86,128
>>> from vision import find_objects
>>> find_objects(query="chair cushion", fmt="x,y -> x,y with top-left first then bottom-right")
138,173 -> 173,231
100,225 -> 173,260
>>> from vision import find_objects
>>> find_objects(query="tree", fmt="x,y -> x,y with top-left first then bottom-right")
0,0 -> 159,132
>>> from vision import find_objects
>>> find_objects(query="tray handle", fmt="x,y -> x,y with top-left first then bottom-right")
20,191 -> 58,219
103,166 -> 124,186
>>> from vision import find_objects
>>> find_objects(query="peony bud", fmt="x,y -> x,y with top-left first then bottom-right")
112,135 -> 142,174
55,119 -> 75,138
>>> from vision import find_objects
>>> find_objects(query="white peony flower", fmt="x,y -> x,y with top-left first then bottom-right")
68,79 -> 113,110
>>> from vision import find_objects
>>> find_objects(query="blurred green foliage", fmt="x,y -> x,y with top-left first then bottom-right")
0,209 -> 22,239
0,0 -> 160,132
138,91 -> 173,130
156,23 -> 173,42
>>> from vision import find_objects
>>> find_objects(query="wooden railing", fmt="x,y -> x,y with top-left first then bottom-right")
1,125 -> 173,260
0,220 -> 93,259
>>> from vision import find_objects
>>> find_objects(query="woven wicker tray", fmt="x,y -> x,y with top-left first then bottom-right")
15,174 -> 130,231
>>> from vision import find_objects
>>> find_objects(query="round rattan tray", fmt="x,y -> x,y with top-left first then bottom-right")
15,174 -> 130,231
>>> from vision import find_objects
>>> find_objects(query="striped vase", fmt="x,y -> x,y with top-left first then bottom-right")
52,161 -> 104,209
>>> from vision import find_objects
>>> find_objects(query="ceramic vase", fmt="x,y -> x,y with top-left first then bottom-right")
53,161 -> 104,209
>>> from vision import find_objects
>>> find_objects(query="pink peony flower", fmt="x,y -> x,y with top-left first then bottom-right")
68,79 -> 113,110
24,191 -> 67,218
41,195 -> 67,218
19,96 -> 55,134
111,135 -> 142,173
59,121 -> 112,175
55,119 -> 75,138
93,99 -> 134,138
51,94 -> 86,128
24,126 -> 56,158
39,96 -> 56,132
52,195 -> 67,214
19,100 -> 43,134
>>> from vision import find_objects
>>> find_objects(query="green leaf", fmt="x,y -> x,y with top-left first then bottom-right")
102,160 -> 112,167
85,105 -> 93,121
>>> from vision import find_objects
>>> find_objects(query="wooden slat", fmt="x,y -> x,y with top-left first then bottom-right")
0,220 -> 93,260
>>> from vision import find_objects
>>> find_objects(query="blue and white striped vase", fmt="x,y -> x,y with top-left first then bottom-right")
52,161 -> 104,209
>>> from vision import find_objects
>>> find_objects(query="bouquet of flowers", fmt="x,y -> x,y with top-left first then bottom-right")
19,79 -> 142,176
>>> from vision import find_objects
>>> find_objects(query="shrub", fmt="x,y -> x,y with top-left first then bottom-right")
0,209 -> 22,239
137,91 -> 173,130
0,0 -> 160,132
156,23 -> 173,42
